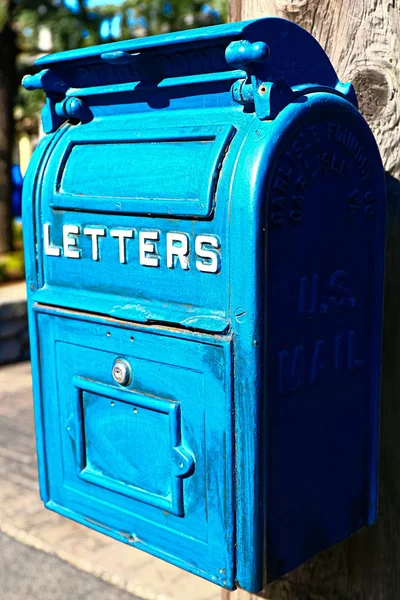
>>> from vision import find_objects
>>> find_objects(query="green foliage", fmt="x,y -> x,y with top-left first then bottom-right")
0,221 -> 24,281
0,1 -> 9,31
13,0 -> 227,54
115,0 -> 228,38
0,248 -> 24,281
13,0 -> 101,53
14,86 -> 44,123
12,218 -> 23,246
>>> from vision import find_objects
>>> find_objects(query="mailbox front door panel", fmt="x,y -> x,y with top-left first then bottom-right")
34,307 -> 234,587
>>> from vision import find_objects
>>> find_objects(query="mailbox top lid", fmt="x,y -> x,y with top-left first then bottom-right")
32,17 -> 341,92
35,19 -> 270,66
34,18 -> 329,69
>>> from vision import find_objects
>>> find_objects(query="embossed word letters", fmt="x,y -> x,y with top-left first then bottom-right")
43,224 -> 221,273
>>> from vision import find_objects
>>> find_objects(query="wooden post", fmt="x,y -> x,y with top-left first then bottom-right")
226,1 -> 400,598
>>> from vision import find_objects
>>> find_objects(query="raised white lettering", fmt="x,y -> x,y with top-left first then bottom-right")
63,224 -> 81,259
166,232 -> 190,270
83,227 -> 106,261
43,223 -> 61,257
195,235 -> 220,273
110,229 -> 134,264
42,223 -> 222,273
139,231 -> 160,267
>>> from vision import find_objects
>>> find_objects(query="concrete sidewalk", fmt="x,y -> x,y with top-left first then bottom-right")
0,531 -> 142,600
0,362 -> 221,600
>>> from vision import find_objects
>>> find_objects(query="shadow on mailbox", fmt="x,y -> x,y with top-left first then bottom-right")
22,17 -> 385,593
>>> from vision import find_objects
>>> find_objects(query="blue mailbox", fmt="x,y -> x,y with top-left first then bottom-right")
22,18 -> 385,592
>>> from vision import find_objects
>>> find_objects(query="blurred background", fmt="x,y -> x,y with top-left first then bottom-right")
0,0 -> 227,281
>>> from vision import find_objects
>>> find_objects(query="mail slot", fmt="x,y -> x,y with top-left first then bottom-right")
22,18 -> 385,592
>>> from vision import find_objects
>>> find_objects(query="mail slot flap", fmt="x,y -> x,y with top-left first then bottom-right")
32,110 -> 246,332
51,124 -> 235,217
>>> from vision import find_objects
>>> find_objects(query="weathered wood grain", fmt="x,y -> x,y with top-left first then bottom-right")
227,1 -> 400,598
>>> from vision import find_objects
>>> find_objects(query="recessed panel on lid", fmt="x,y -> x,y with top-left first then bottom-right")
52,125 -> 235,217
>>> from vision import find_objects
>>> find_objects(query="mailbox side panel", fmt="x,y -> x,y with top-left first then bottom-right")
265,95 -> 384,583
230,94 -> 385,590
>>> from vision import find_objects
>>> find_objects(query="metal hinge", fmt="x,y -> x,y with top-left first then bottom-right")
22,69 -> 92,133
225,40 -> 357,120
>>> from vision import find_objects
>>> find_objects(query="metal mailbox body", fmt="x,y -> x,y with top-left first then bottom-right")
22,18 -> 386,592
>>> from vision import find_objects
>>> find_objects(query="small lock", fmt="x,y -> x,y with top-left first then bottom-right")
112,358 -> 132,386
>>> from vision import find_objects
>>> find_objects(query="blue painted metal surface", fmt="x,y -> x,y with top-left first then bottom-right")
22,18 -> 386,592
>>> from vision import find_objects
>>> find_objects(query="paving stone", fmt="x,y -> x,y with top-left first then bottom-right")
0,531 -> 143,600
